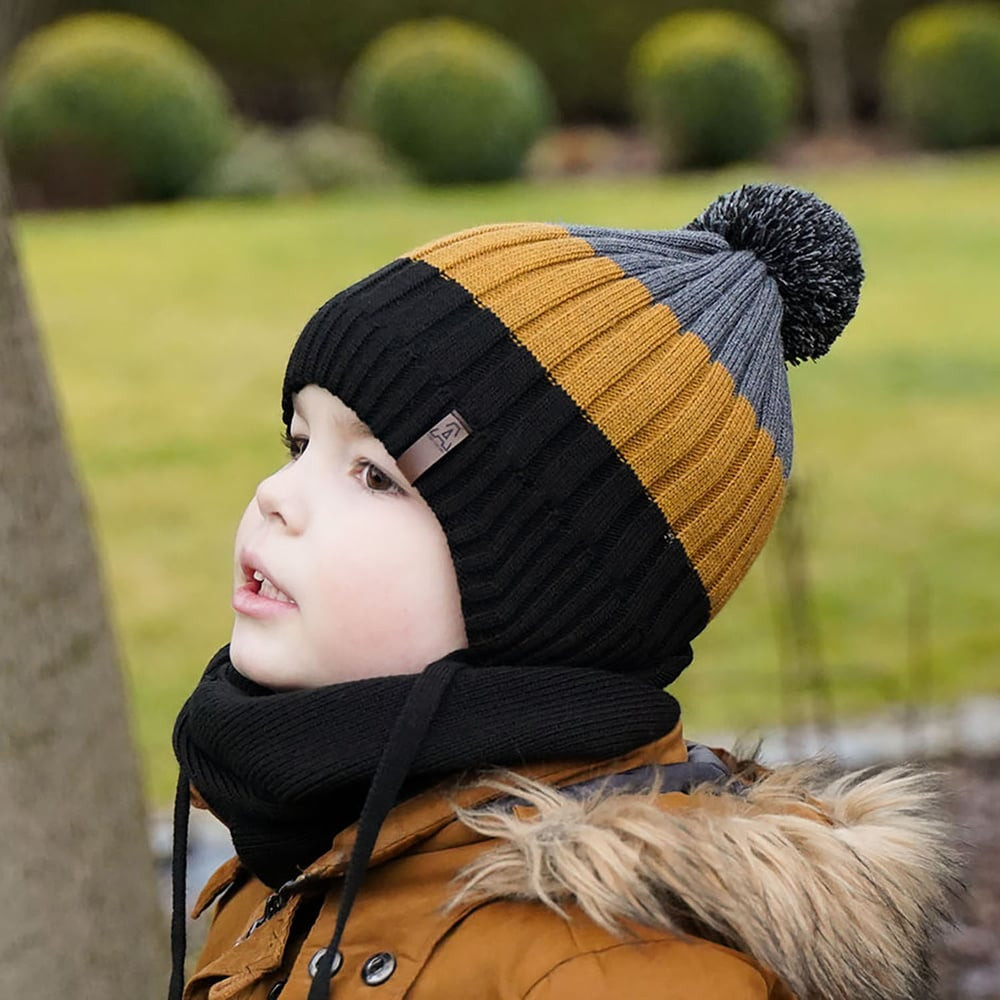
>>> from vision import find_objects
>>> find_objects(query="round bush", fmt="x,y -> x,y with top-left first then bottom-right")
343,18 -> 554,184
1,12 -> 235,202
189,123 -> 307,200
190,121 -> 408,200
287,121 -> 408,190
884,3 -> 1000,149
629,10 -> 798,169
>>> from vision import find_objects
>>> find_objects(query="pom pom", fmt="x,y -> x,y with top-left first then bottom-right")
686,183 -> 864,365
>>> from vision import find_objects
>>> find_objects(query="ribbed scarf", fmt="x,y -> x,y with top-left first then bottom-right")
173,644 -> 683,888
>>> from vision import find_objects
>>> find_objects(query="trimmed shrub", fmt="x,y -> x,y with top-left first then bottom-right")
40,0 -> 943,125
629,10 -> 798,169
189,124 -> 307,200
343,18 -> 554,184
884,2 -> 1000,149
287,121 -> 408,190
189,120 -> 409,200
1,12 -> 235,202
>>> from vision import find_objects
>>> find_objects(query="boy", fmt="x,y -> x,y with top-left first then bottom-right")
171,184 -> 959,1000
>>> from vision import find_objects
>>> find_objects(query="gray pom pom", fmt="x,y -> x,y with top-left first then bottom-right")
686,183 -> 864,365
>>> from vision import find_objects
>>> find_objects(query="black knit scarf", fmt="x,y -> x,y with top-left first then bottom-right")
175,643 -> 683,886
170,643 -> 685,998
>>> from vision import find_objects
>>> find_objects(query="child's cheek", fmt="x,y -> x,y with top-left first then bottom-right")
309,527 -> 429,677
312,526 -> 403,609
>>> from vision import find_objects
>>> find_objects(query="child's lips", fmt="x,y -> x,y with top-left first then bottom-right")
233,582 -> 299,619
237,549 -> 297,615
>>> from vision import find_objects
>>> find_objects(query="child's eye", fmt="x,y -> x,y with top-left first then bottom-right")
281,430 -> 307,459
359,460 -> 404,496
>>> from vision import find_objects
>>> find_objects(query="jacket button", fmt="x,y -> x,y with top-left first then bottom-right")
361,952 -> 396,986
308,948 -> 343,979
267,981 -> 286,1000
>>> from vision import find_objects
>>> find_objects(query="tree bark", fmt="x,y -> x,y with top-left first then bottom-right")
778,0 -> 856,134
0,131 -> 168,1000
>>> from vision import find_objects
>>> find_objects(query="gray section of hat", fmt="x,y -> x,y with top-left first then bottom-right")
566,226 -> 793,476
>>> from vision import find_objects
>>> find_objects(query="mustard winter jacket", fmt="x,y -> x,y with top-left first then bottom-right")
184,724 -> 956,1000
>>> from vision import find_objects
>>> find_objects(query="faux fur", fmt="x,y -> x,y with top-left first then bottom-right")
450,761 -> 963,1000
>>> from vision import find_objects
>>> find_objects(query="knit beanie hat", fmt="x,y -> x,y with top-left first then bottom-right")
283,183 -> 863,683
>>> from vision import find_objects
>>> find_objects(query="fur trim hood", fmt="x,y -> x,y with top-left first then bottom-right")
450,758 -> 963,1000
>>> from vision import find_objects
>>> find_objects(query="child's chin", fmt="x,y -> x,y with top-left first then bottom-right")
232,662 -> 303,692
229,639 -> 295,690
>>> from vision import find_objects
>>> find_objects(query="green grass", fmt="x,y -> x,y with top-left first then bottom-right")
16,150 -> 1000,804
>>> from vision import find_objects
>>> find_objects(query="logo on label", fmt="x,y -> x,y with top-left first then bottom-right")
429,419 -> 465,453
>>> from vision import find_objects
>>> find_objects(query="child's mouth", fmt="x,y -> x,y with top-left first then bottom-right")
250,570 -> 295,604
234,563 -> 298,618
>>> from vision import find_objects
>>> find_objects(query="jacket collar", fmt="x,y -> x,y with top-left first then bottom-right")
450,756 -> 963,1000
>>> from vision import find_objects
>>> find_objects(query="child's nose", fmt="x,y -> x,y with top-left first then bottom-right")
254,466 -> 305,532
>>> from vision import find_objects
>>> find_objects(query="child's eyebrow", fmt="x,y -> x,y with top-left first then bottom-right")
333,414 -> 376,441
291,398 -> 375,441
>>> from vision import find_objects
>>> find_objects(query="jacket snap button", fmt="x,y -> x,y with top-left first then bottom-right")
267,981 -> 286,999
307,948 -> 343,979
361,952 -> 396,986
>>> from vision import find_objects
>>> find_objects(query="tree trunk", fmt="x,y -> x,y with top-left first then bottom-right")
0,139 -> 168,997
778,0 -> 856,135
805,11 -> 854,133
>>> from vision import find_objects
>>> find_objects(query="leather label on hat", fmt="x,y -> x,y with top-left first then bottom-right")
397,410 -> 471,483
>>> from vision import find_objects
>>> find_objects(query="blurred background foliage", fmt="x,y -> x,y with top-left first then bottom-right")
343,18 -> 554,183
884,2 -> 1000,149
7,1 -> 1000,204
2,12 -> 235,201
8,0 -> 933,124
628,10 -> 799,168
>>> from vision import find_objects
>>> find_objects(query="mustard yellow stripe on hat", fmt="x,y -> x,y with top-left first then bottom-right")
409,226 -> 785,616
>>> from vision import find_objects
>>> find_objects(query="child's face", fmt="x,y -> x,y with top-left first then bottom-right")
230,385 -> 468,689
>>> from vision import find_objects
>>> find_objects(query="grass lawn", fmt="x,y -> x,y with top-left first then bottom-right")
15,150 -> 1000,804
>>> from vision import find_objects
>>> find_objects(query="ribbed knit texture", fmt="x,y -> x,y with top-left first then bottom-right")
283,257 -> 709,678
174,644 -> 684,890
283,186 -> 862,670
